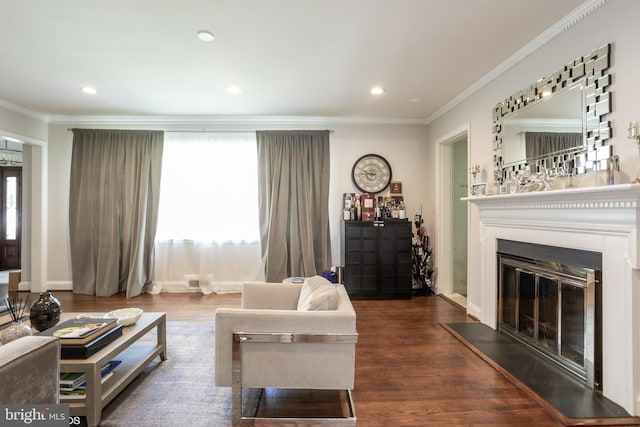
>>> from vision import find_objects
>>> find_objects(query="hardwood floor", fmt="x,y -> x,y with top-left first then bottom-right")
36,290 -> 567,426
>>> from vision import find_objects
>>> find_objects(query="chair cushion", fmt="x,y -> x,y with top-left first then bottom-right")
297,275 -> 339,311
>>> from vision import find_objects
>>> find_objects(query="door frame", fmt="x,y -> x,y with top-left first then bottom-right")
435,123 -> 470,297
0,128 -> 47,292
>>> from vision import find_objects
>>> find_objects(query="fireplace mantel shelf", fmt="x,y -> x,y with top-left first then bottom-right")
463,183 -> 640,208
464,184 -> 640,261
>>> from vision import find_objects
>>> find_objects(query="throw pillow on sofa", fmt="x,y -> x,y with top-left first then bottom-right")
297,275 -> 339,311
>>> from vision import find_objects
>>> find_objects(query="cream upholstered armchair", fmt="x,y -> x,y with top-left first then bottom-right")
215,277 -> 358,426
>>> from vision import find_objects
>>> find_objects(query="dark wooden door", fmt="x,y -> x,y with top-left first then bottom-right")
0,167 -> 21,269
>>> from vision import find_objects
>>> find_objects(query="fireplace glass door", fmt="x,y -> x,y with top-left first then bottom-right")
498,254 -> 597,388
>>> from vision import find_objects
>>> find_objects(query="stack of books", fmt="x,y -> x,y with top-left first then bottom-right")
40,317 -> 124,359
60,360 -> 121,399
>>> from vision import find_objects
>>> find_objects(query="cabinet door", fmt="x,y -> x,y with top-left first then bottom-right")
378,222 -> 412,298
344,223 -> 378,297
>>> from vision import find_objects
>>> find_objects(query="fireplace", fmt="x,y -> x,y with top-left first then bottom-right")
497,239 -> 602,389
466,184 -> 640,416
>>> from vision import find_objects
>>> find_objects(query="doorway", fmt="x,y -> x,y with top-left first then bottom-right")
435,125 -> 469,309
451,137 -> 468,300
0,167 -> 21,270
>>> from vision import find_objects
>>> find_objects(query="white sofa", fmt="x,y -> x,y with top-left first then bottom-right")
215,279 -> 358,425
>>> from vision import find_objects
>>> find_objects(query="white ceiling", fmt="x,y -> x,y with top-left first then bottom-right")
0,0 -> 587,123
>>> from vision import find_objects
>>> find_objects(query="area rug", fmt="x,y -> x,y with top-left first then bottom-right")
98,320 -> 258,427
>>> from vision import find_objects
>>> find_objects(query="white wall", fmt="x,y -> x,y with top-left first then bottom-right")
46,121 -> 427,287
426,0 -> 640,318
0,104 -> 47,143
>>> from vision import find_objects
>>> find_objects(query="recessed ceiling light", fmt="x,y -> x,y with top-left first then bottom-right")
370,86 -> 385,95
81,86 -> 97,95
226,85 -> 242,94
197,30 -> 215,42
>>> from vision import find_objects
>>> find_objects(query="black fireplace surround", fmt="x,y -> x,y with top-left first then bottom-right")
497,239 -> 602,390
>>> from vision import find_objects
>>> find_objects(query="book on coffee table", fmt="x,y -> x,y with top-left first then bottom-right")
40,317 -> 118,345
59,359 -> 122,391
60,372 -> 87,390
60,323 -> 124,359
77,360 -> 121,389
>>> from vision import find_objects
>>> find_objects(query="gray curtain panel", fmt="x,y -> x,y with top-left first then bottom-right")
525,131 -> 582,160
256,130 -> 332,282
69,129 -> 164,297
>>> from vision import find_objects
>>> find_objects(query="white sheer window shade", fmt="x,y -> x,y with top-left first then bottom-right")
152,132 -> 265,294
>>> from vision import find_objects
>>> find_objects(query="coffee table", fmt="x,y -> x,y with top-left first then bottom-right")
58,312 -> 167,427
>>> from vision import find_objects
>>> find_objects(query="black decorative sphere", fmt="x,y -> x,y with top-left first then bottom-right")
29,292 -> 62,332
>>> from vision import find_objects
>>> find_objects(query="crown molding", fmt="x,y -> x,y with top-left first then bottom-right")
0,98 -> 49,122
47,114 -> 427,126
425,0 -> 609,125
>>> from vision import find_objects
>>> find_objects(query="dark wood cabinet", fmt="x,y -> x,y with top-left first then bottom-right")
342,220 -> 412,299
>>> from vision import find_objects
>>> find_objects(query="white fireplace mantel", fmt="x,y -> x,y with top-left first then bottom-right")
466,183 -> 640,415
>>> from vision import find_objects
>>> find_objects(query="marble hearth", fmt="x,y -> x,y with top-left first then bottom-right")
466,184 -> 640,416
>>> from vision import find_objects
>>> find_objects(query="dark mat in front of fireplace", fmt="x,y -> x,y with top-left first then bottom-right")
443,322 -> 638,425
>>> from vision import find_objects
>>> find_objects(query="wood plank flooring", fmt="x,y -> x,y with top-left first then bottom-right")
35,291 -> 570,426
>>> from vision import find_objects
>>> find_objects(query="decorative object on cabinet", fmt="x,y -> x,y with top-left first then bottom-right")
629,121 -> 640,183
361,193 -> 376,221
351,154 -> 392,194
342,220 -> 411,299
493,44 -> 612,183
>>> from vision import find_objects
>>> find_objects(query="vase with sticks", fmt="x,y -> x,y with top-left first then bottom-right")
0,295 -> 32,344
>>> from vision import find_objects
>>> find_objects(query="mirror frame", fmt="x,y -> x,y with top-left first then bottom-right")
493,44 -> 612,183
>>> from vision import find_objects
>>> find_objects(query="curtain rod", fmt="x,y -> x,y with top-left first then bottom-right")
165,130 -> 256,134
68,129 -> 334,133
164,130 -> 336,134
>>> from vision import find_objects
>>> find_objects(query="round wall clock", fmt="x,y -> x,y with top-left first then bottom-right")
351,154 -> 392,194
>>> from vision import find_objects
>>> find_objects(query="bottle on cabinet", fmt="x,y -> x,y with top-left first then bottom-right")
343,205 -> 351,221
343,192 -> 409,222
398,201 -> 406,219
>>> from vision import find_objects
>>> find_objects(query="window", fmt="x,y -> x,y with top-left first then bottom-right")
156,132 -> 260,242
152,132 -> 265,293
5,176 -> 17,240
